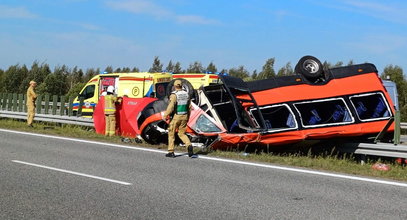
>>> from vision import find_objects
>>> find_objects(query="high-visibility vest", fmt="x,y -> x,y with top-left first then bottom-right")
173,90 -> 189,115
104,95 -> 117,115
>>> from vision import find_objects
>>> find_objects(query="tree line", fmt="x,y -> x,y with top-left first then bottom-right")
0,56 -> 406,120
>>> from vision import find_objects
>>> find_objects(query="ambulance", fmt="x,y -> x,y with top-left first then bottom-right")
172,73 -> 220,89
73,72 -> 172,116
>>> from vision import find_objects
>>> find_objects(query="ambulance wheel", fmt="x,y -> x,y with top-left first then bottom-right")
295,56 -> 324,81
166,78 -> 198,104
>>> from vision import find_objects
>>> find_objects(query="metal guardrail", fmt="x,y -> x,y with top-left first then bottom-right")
401,122 -> 407,129
337,142 -> 407,164
0,110 -> 93,126
0,92 -> 92,126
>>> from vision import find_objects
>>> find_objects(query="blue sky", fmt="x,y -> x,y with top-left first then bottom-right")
1,0 -> 406,74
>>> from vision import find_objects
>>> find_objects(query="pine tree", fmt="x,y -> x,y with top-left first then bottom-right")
277,62 -> 294,76
258,58 -> 276,79
149,56 -> 163,72
228,66 -> 249,79
381,65 -> 407,109
105,66 -> 113,73
252,70 -> 258,80
187,61 -> 204,73
173,62 -> 183,73
0,69 -> 4,92
122,67 -> 131,72
166,60 -> 175,72
37,65 -> 69,96
3,64 -> 28,93
206,62 -> 217,73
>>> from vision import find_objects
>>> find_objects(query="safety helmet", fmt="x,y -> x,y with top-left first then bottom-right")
107,85 -> 115,93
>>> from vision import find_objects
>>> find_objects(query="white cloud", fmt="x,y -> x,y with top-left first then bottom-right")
0,5 -> 38,19
106,0 -> 171,17
176,15 -> 219,25
324,0 -> 407,25
345,34 -> 407,54
105,0 -> 220,25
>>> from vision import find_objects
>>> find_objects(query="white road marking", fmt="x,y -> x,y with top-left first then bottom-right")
12,160 -> 132,186
1,128 -> 407,188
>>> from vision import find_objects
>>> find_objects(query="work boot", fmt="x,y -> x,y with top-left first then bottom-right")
165,152 -> 175,158
188,145 -> 193,157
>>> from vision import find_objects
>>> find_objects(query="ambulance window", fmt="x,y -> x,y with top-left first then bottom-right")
155,82 -> 169,99
80,85 -> 95,99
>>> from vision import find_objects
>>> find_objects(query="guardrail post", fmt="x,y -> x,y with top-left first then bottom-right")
44,94 -> 50,114
77,97 -> 84,117
12,93 -> 18,112
60,96 -> 66,116
23,95 -> 27,112
18,94 -> 24,112
0,93 -> 3,110
7,93 -> 12,111
52,95 -> 58,115
394,110 -> 401,145
36,95 -> 42,114
68,97 -> 74,116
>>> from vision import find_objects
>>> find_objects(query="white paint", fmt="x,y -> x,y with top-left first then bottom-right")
12,160 -> 132,186
2,128 -> 407,188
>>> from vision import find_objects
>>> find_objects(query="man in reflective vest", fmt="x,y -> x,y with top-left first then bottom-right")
26,80 -> 37,127
163,80 -> 193,157
104,85 -> 121,136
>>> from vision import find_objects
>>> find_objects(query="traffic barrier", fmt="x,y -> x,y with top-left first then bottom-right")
0,93 -> 91,126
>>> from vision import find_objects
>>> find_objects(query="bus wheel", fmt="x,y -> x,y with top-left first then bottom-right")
295,56 -> 324,82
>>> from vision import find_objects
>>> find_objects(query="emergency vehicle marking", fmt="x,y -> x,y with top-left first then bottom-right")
156,77 -> 171,82
173,74 -> 206,78
72,102 -> 96,109
132,87 -> 140,96
119,77 -> 153,81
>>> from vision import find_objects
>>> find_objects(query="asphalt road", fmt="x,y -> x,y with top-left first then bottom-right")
1,129 -> 407,220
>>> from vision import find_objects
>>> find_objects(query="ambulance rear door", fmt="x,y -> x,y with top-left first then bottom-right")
99,76 -> 119,96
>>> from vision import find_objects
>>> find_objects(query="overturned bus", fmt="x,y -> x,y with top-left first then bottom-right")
134,56 -> 396,150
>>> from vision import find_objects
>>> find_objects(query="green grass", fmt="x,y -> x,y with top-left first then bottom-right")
1,118 -> 406,182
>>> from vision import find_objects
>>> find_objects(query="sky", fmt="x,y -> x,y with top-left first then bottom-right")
1,0 -> 407,75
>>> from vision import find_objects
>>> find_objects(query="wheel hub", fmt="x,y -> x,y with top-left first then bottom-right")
303,59 -> 319,73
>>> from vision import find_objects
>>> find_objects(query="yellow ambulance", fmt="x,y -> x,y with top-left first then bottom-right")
73,72 -> 172,116
172,73 -> 220,89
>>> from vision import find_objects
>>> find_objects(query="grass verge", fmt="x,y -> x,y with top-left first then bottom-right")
1,118 -> 406,182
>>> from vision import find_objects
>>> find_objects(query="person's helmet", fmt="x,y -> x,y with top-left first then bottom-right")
107,86 -> 115,93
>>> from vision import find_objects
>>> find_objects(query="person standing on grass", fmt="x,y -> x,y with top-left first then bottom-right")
163,80 -> 193,158
104,85 -> 121,136
26,80 -> 37,127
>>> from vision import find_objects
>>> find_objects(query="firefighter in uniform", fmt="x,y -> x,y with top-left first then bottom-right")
26,80 -> 37,127
163,80 -> 193,157
104,86 -> 121,136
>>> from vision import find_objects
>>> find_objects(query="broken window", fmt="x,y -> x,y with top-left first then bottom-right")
192,114 -> 222,133
350,92 -> 391,121
294,98 -> 353,127
250,104 -> 297,132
